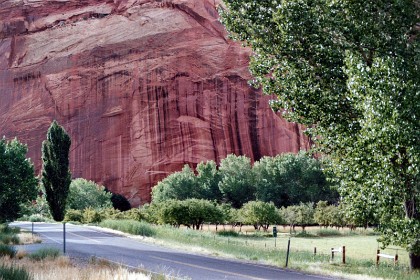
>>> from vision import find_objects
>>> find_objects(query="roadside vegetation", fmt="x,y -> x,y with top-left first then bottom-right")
0,222 -> 162,280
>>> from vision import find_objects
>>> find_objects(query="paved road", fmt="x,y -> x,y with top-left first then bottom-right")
12,222 -> 335,280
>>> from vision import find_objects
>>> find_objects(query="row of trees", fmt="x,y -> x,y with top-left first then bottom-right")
152,153 -> 338,208
84,199 -> 370,232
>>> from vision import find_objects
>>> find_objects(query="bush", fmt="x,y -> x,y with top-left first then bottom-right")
29,247 -> 60,261
100,219 -> 156,237
101,208 -> 124,220
0,244 -> 16,257
82,208 -> 103,224
64,209 -> 83,223
0,234 -> 19,245
0,265 -> 31,280
28,214 -> 50,223
216,230 -> 239,237
0,224 -> 19,234
120,208 -> 142,221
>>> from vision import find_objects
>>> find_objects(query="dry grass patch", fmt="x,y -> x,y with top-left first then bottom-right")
1,256 -> 151,280
17,232 -> 42,245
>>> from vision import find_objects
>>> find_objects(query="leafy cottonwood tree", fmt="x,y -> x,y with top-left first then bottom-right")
253,153 -> 337,207
67,178 -> 112,211
151,162 -> 223,203
218,154 -> 256,208
151,165 -> 198,203
42,121 -> 72,222
0,137 -> 37,222
221,0 -> 420,269
196,160 -> 223,202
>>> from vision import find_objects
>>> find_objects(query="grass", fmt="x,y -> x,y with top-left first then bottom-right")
0,224 -> 20,245
98,221 -> 417,280
99,219 -> 157,237
216,230 -> 239,237
28,248 -> 61,261
0,244 -> 16,257
0,263 -> 31,280
0,255 -> 153,280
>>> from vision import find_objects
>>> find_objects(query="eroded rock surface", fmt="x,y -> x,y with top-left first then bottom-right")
0,0 -> 309,205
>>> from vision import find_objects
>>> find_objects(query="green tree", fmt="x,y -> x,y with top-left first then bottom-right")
314,201 -> 329,228
218,154 -> 255,208
0,137 -> 37,222
151,165 -> 198,203
42,121 -> 72,222
239,201 -> 281,231
253,153 -> 337,207
221,0 -> 420,269
67,178 -> 112,211
280,203 -> 314,233
155,199 -> 223,230
196,160 -> 223,202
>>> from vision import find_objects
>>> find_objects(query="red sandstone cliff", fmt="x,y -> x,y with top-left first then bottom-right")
0,0 -> 309,205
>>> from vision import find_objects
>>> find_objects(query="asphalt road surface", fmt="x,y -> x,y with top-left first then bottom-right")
12,222 -> 335,280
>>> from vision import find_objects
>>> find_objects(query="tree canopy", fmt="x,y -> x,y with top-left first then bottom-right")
253,152 -> 337,207
0,137 -> 38,222
67,178 -> 112,211
220,0 -> 420,269
42,121 -> 72,222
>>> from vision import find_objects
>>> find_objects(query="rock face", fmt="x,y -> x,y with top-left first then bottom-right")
0,0 -> 309,205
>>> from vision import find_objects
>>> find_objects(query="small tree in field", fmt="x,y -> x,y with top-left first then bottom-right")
42,121 -> 71,222
239,201 -> 281,231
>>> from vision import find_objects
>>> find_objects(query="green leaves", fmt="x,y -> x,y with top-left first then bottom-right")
67,178 -> 112,211
221,0 -> 420,266
0,137 -> 37,222
42,121 -> 72,222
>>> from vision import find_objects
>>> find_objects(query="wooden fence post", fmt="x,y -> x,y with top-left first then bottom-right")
342,246 -> 346,264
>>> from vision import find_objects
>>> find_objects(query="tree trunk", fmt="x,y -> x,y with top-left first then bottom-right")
409,252 -> 420,270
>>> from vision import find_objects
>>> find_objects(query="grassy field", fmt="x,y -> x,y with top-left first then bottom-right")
99,221 -> 419,280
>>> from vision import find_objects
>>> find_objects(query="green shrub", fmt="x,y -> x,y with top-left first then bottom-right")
216,230 -> 239,237
316,228 -> 342,237
120,208 -> 142,221
0,244 -> 16,257
0,265 -> 31,280
29,247 -> 61,261
82,208 -> 102,224
28,214 -> 50,223
0,224 -> 19,234
0,234 -> 19,245
100,219 -> 156,237
101,208 -> 124,220
64,209 -> 83,223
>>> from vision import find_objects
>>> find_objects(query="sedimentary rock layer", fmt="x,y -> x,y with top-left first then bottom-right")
0,0 -> 309,205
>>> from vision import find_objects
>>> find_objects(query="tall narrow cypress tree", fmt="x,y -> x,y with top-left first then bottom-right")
42,120 -> 71,221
